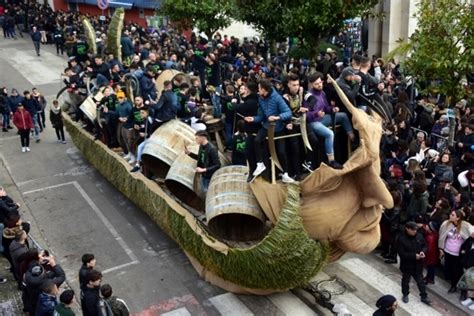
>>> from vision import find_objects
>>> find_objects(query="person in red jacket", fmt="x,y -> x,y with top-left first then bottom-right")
12,103 -> 34,153
422,221 -> 439,284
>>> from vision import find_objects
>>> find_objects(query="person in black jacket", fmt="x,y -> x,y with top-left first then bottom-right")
30,25 -> 41,56
81,270 -> 103,316
186,130 -> 221,192
79,254 -> 96,291
50,100 -> 66,143
235,81 -> 259,180
130,108 -> 159,173
397,221 -> 431,305
24,254 -> 66,315
23,90 -> 41,143
149,80 -> 177,124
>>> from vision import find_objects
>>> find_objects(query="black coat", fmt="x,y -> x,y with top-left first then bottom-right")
397,230 -> 427,274
49,108 -> 63,128
235,93 -> 259,133
460,237 -> 474,269
189,142 -> 221,179
81,286 -> 100,316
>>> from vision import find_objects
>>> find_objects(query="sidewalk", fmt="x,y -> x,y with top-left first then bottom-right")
0,257 -> 23,315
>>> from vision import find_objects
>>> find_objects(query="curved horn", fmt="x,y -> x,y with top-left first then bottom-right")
268,122 -> 283,171
300,113 -> 313,151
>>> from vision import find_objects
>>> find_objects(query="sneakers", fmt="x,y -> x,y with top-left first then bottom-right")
124,153 -> 131,160
402,295 -> 409,303
281,173 -> 295,183
57,139 -> 62,143
469,304 -> 474,311
420,297 -> 431,306
328,160 -> 343,169
461,298 -> 472,306
62,140 -> 67,144
25,147 -> 30,152
35,139 -> 40,143
0,278 -> 7,284
2,128 -> 8,132
253,162 -> 266,177
302,160 -> 314,172
384,258 -> 397,264
21,147 -> 26,153
128,156 -> 136,165
130,165 -> 140,173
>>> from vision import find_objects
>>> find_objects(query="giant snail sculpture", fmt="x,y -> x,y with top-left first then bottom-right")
58,9 -> 394,295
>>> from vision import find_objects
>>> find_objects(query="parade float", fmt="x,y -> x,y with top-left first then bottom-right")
59,8 -> 393,294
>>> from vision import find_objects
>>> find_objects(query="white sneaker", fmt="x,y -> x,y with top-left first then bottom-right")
21,147 -> 26,153
124,153 -> 131,160
469,303 -> 474,310
281,173 -> 295,183
461,298 -> 472,306
26,147 -> 30,152
253,162 -> 266,177
128,157 -> 136,165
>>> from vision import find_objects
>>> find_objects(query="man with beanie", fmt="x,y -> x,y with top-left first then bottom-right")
373,294 -> 398,316
397,221 -> 431,305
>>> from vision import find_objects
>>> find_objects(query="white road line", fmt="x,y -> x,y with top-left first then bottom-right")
268,292 -> 317,316
161,307 -> 192,316
22,181 -> 139,267
102,260 -> 139,274
340,258 -> 441,316
310,271 -> 375,315
208,293 -> 254,316
22,181 -> 75,195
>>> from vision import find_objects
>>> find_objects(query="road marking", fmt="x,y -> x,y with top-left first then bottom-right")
22,181 -> 139,269
161,307 -> 192,316
340,258 -> 441,316
208,293 -> 254,316
268,292 -> 317,316
2,48 -> 62,85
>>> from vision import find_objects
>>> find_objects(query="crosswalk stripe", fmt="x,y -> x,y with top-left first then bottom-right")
268,292 -> 317,316
311,271 -> 375,315
340,258 -> 441,316
161,307 -> 192,316
208,293 -> 254,316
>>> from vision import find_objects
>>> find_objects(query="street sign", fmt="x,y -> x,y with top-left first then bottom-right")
97,0 -> 109,10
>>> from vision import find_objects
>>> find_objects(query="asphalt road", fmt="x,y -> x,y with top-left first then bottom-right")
0,35 -> 470,316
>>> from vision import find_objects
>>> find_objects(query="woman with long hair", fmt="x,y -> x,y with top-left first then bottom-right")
438,210 -> 473,292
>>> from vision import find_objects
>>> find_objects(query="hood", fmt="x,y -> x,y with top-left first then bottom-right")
339,67 -> 355,80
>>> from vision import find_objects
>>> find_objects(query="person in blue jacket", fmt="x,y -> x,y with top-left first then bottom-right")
244,79 -> 295,183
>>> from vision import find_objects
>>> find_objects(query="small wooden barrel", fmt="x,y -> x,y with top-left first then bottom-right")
155,69 -> 190,99
206,165 -> 266,241
141,120 -> 196,178
205,118 -> 224,133
165,153 -> 204,211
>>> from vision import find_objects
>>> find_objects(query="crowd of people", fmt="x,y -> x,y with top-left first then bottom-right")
1,0 -> 474,314
1,186 -> 129,315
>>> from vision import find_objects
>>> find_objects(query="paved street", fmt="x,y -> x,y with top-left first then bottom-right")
0,36 -> 471,316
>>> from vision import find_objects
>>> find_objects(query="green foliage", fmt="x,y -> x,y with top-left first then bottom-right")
394,0 -> 473,104
63,115 -> 329,290
158,0 -> 232,39
81,17 -> 97,55
235,0 -> 378,55
105,8 -> 125,62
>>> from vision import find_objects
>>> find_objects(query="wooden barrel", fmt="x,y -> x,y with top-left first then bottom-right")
141,120 -> 196,178
165,153 -> 204,211
79,89 -> 104,122
205,118 -> 224,133
155,69 -> 190,99
206,166 -> 267,241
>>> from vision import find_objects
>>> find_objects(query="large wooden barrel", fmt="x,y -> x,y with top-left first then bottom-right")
206,166 -> 267,241
141,120 -> 196,178
165,153 -> 205,211
155,69 -> 190,99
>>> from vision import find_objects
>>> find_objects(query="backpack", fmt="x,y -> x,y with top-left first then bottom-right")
98,298 -> 113,316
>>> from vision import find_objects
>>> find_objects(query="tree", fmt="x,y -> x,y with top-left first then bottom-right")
235,0 -> 378,55
158,0 -> 232,40
388,0 -> 473,145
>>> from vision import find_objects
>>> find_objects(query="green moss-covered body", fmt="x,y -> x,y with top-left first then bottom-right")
81,17 -> 97,55
64,114 -> 328,291
105,8 -> 125,62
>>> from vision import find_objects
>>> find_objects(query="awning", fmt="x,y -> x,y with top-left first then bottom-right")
67,0 -> 134,9
133,0 -> 161,9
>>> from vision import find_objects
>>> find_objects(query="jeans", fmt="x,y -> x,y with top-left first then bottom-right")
136,139 -> 148,163
211,88 -> 222,118
2,112 -> 10,128
309,113 -> 352,155
444,252 -> 463,288
33,40 -> 40,55
55,125 -> 65,141
32,114 -> 40,140
426,265 -> 436,282
224,121 -> 233,149
202,177 -> 210,193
